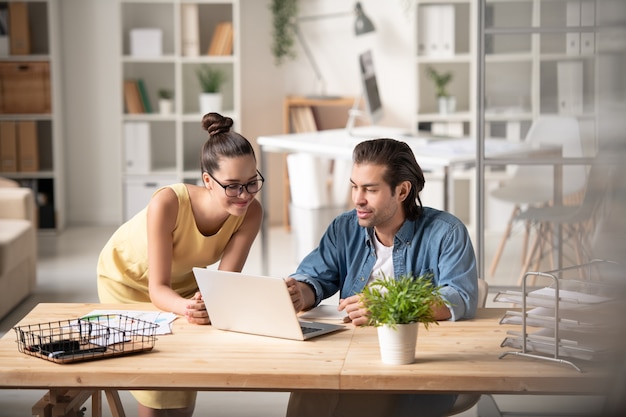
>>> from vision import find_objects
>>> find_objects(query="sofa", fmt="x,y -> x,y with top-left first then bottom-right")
0,177 -> 37,320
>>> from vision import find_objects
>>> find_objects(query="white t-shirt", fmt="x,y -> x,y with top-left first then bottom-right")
367,234 -> 394,285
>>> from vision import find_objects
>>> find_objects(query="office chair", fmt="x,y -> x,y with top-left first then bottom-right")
488,116 -> 587,278
513,163 -> 610,285
444,278 -> 489,416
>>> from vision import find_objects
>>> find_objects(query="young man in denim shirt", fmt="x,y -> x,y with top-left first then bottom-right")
285,138 -> 478,417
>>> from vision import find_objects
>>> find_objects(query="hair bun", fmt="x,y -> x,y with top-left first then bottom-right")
202,112 -> 233,136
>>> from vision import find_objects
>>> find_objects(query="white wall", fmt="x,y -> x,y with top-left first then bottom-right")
60,0 -> 122,225
58,0 -> 417,227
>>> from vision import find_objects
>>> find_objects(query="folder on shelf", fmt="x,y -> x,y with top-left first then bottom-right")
17,120 -> 39,172
418,5 -> 454,57
0,121 -> 17,172
580,0 -> 595,54
181,3 -> 200,57
8,1 -> 30,55
123,80 -> 145,114
124,122 -> 151,174
557,60 -> 584,115
566,1 -> 581,55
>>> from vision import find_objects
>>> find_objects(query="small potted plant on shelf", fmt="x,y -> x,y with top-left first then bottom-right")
360,273 -> 446,365
157,89 -> 173,115
196,64 -> 227,114
426,66 -> 455,115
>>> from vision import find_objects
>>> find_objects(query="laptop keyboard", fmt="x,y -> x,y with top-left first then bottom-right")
301,325 -> 322,335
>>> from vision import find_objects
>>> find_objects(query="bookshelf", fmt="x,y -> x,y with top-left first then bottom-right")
281,95 -> 355,231
119,0 -> 241,220
412,0 -> 597,145
0,0 -> 64,231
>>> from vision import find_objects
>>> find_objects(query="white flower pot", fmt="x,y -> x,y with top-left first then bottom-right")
377,322 -> 418,365
158,99 -> 173,115
438,96 -> 456,115
199,92 -> 222,115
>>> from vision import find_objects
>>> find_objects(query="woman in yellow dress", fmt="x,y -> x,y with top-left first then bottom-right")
97,112 -> 263,417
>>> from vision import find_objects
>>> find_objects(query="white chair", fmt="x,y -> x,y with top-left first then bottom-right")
444,278 -> 489,416
514,163 -> 610,285
488,116 -> 587,278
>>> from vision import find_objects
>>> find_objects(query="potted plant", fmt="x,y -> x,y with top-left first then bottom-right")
196,64 -> 227,114
426,66 -> 455,115
157,88 -> 173,115
360,273 -> 446,365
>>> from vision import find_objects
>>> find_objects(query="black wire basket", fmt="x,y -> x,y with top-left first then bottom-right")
14,314 -> 158,364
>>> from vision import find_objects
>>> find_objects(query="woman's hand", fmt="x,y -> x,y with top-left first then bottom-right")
338,294 -> 370,326
184,291 -> 210,325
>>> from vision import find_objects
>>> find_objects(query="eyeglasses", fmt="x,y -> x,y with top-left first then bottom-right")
207,170 -> 265,197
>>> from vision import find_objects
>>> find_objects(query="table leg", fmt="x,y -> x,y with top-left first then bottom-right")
104,390 -> 126,417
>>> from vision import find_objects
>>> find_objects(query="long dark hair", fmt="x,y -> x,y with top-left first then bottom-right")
352,138 -> 425,220
200,112 -> 256,175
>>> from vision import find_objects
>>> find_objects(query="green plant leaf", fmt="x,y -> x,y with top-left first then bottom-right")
196,64 -> 227,93
359,272 -> 447,330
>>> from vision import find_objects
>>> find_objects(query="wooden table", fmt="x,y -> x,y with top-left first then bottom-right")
0,304 -> 613,415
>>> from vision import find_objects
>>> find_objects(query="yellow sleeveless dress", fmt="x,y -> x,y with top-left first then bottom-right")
97,183 -> 245,409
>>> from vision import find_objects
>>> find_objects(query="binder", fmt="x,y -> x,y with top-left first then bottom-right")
124,122 -> 151,174
8,1 -> 30,55
557,60 -> 584,115
181,3 -> 200,57
0,121 -> 17,172
419,5 -> 455,57
566,1 -> 581,55
580,0 -> 595,55
17,120 -> 39,172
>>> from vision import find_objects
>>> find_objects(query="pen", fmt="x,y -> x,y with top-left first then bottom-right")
49,347 -> 107,359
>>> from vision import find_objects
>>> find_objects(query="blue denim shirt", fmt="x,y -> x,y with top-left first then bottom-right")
290,207 -> 478,321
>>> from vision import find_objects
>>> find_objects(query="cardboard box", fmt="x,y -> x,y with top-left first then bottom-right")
0,61 -> 51,114
130,28 -> 162,57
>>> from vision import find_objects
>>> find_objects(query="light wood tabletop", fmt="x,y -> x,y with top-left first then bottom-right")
0,303 -> 613,395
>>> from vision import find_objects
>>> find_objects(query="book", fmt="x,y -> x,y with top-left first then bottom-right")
208,22 -> 233,56
8,1 -> 30,55
181,3 -> 199,57
0,121 -> 17,172
136,79 -> 152,113
123,80 -> 145,114
290,107 -> 317,133
17,120 -> 39,172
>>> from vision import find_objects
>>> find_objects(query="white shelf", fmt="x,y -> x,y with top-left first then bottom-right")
119,0 -> 241,220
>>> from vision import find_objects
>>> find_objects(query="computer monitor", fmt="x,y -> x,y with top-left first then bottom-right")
358,49 -> 383,124
346,49 -> 384,133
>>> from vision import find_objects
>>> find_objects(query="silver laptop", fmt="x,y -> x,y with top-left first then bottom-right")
192,268 -> 345,341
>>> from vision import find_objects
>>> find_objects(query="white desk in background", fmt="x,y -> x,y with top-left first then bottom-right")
257,128 -> 549,275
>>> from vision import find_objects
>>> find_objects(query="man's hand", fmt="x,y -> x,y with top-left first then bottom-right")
184,291 -> 210,325
285,277 -> 306,312
338,294 -> 370,326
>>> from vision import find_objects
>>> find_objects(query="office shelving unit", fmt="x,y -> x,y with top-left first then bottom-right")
118,0 -> 240,220
0,0 -> 64,231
